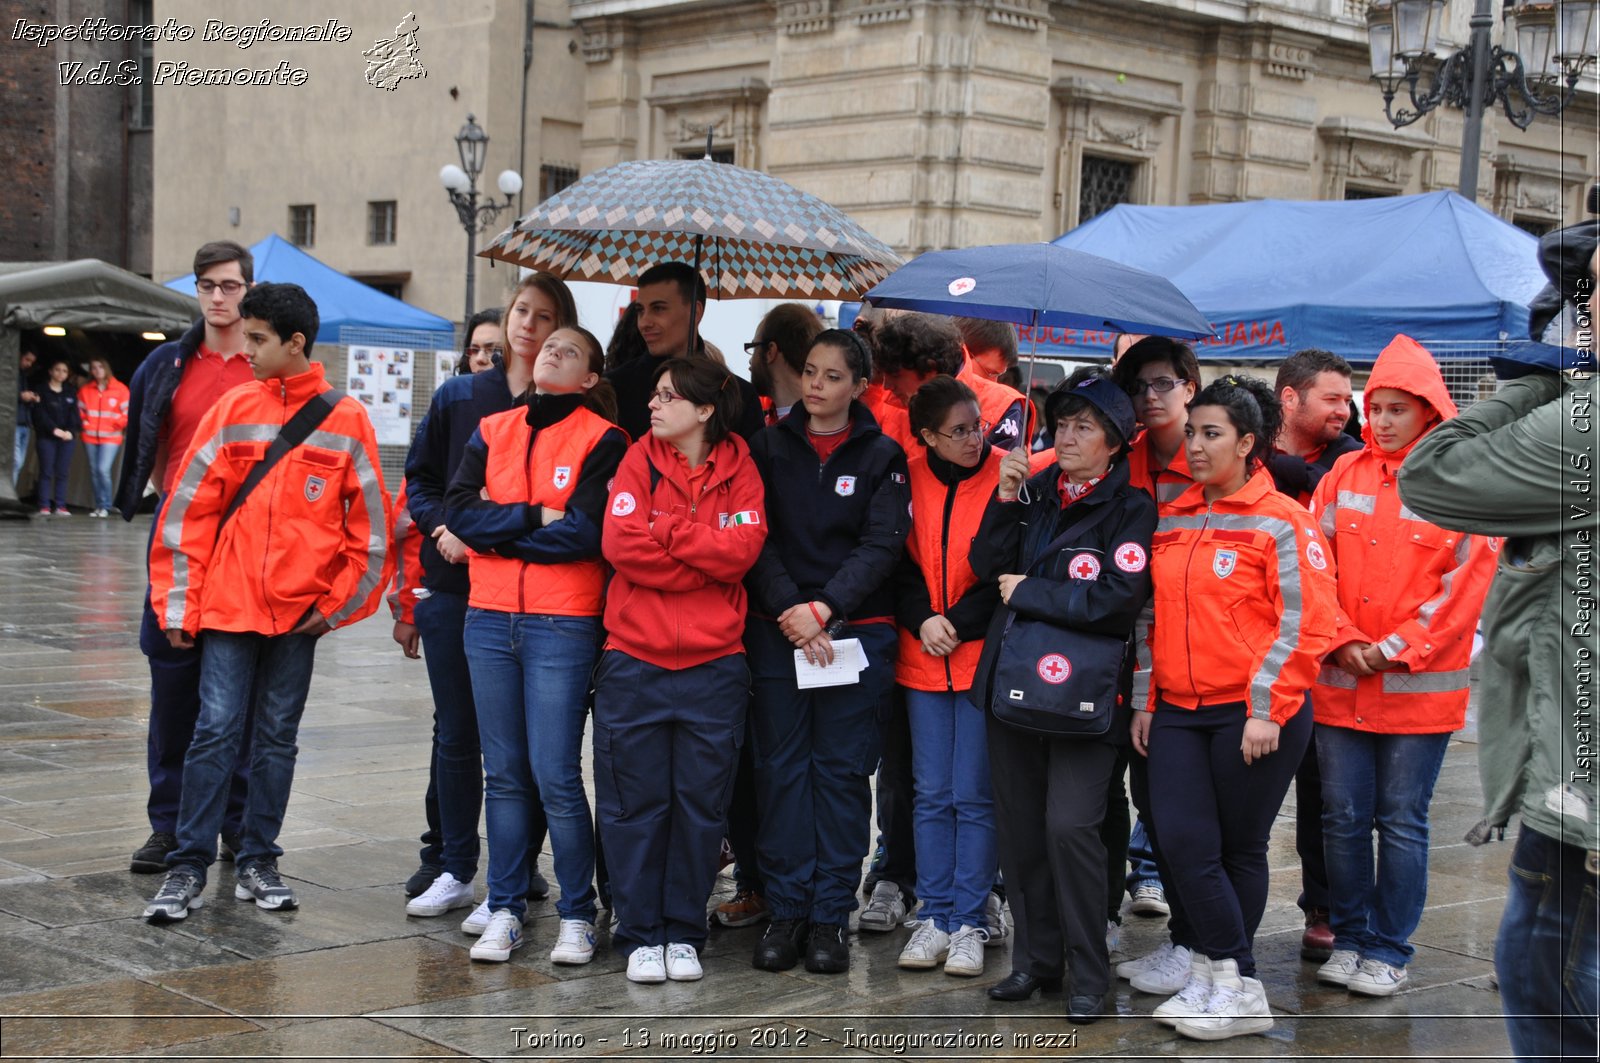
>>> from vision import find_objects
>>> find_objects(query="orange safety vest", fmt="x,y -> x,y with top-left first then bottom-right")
78,379 -> 130,445
896,448 -> 1003,692
1147,467 -> 1336,724
465,404 -> 615,616
150,363 -> 393,637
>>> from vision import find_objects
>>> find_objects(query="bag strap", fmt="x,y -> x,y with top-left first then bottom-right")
1024,499 -> 1121,576
219,389 -> 346,530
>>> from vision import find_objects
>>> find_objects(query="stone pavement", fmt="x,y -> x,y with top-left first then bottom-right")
0,515 -> 1514,1061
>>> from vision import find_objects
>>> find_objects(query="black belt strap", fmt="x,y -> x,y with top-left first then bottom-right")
219,389 -> 346,530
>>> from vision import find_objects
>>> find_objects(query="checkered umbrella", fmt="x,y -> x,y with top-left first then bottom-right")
481,158 -> 901,300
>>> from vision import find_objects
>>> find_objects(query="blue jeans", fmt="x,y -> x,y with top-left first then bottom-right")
413,591 -> 483,881
169,631 -> 318,877
1127,816 -> 1161,891
463,608 -> 598,922
1316,725 -> 1450,967
1497,825 -> 1599,1062
12,423 -> 29,484
84,442 -> 119,511
905,688 -> 995,932
748,620 -> 895,926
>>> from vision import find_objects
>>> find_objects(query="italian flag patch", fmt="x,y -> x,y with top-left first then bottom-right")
722,510 -> 760,528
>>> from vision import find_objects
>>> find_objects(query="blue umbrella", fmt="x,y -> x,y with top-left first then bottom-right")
863,242 -> 1214,338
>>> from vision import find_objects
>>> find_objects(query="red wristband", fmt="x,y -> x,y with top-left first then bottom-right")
808,601 -> 825,627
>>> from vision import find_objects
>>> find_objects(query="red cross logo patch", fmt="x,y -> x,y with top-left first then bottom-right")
1213,548 -> 1237,579
1114,542 -> 1147,573
1305,540 -> 1328,570
610,492 -> 636,517
553,466 -> 571,490
303,475 -> 326,502
947,276 -> 977,296
1037,654 -> 1072,685
835,476 -> 856,497
1068,552 -> 1101,581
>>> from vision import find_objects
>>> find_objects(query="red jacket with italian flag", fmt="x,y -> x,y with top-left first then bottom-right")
601,431 -> 768,670
149,363 -> 393,637
1147,466 -> 1337,725
1309,334 -> 1496,733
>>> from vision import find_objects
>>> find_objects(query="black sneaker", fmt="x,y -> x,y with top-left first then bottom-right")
143,867 -> 204,923
218,831 -> 242,863
527,868 -> 551,901
130,831 -> 178,875
804,922 -> 850,974
404,863 -> 442,898
752,917 -> 809,972
235,862 -> 297,911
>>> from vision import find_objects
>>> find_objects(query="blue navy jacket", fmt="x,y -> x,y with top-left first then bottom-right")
404,362 -> 522,597
115,318 -> 205,520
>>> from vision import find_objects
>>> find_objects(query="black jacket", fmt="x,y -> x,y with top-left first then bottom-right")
745,402 -> 911,626
1267,432 -> 1362,503
115,317 -> 205,519
968,459 -> 1157,744
32,383 -> 82,437
607,352 -> 764,445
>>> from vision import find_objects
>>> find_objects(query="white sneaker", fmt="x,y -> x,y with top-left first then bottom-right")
1118,940 -> 1189,983
1106,919 -> 1121,955
1129,881 -> 1170,916
469,909 -> 524,962
665,942 -> 703,981
1347,957 -> 1408,996
1317,949 -> 1362,987
460,899 -> 492,936
627,944 -> 666,983
1174,958 -> 1274,1040
550,918 -> 597,964
944,925 -> 986,977
405,871 -> 474,917
859,880 -> 907,932
1152,953 -> 1213,1026
982,891 -> 1010,947
1131,941 -> 1195,994
897,917 -> 950,970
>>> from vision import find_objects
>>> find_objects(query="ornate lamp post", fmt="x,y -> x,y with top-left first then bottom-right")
1366,0 -> 1598,199
439,114 -> 523,325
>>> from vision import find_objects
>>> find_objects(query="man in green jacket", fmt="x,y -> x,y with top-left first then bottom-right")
1399,238 -> 1597,1062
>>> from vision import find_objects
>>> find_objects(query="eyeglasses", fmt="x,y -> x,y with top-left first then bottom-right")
931,419 -> 990,443
1124,376 -> 1182,396
650,388 -> 685,405
742,339 -> 769,355
196,279 -> 246,296
465,344 -> 504,359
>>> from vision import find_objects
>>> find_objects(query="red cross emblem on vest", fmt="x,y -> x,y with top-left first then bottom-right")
1114,542 -> 1148,573
1068,552 -> 1101,580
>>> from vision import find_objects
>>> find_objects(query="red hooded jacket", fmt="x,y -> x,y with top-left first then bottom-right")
1309,334 -> 1497,733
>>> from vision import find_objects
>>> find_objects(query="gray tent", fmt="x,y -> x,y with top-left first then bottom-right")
1,260 -> 200,515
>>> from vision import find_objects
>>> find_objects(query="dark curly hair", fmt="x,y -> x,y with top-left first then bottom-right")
873,313 -> 963,378
1189,374 -> 1282,468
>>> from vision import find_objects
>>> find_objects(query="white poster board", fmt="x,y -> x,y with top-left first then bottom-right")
433,350 -> 457,393
347,346 -> 414,446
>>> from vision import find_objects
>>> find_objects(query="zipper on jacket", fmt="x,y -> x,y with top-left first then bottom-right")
1180,503 -> 1214,699
939,477 -> 958,692
521,424 -> 537,614
258,380 -> 288,630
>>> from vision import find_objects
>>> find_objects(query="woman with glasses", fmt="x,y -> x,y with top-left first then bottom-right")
892,376 -> 1004,978
400,277 -> 575,931
446,325 -> 625,966
457,309 -> 505,376
745,328 -> 911,975
969,373 -> 1155,1024
593,357 -> 767,984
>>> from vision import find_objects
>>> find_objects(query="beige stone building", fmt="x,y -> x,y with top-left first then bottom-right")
151,0 -> 1597,326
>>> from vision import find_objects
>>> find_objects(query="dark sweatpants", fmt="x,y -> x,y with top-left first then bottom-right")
592,649 -> 747,954
986,713 -> 1119,998
1147,698 -> 1312,977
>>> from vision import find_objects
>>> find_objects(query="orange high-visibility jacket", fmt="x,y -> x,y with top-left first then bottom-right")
957,355 -> 1034,451
862,382 -> 917,454
895,447 -> 1004,692
78,379 -> 130,445
1309,334 -> 1497,733
1147,467 -> 1337,724
150,363 -> 393,637
387,479 -> 424,626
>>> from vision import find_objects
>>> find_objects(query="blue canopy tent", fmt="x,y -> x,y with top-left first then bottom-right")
163,234 -> 454,347
1032,191 -> 1547,362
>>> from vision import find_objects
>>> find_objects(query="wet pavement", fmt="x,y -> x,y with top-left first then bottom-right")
0,515 -> 1514,1060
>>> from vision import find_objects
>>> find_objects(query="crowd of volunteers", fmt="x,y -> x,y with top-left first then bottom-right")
117,238 -> 1531,1044
14,352 -> 131,517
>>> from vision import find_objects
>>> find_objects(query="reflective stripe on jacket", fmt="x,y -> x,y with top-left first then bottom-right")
149,363 -> 393,636
895,447 -> 1004,692
387,479 -> 423,625
78,380 -> 130,445
1148,467 -> 1336,725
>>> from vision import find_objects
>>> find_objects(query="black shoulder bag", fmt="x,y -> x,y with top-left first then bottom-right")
218,389 -> 346,530
989,501 -> 1131,739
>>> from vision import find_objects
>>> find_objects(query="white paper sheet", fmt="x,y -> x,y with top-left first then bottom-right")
793,637 -> 867,688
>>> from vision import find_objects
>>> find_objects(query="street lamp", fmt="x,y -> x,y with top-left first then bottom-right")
1366,0 -> 1598,199
439,114 -> 523,325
